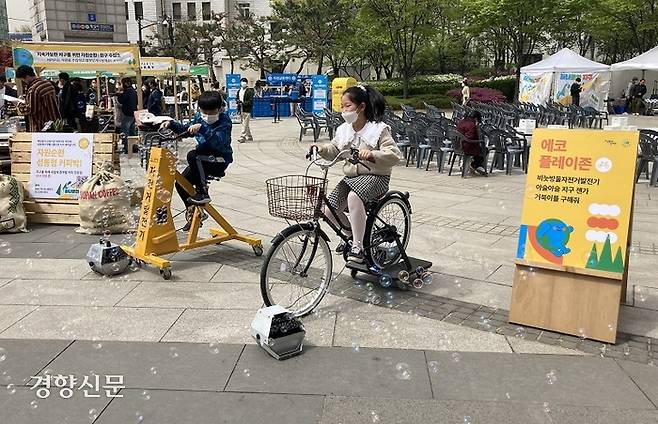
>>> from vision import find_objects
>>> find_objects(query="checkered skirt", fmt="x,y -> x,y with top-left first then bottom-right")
327,174 -> 391,209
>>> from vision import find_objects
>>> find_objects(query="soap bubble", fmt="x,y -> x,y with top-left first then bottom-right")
451,352 -> 461,362
0,348 -> 6,361
149,367 -> 157,375
6,383 -> 15,394
88,409 -> 98,420
379,274 -> 392,288
514,327 -> 525,338
412,278 -> 423,289
463,416 -> 472,424
394,362 -> 411,380
208,343 -> 220,354
92,342 -> 103,350
141,390 -> 151,400
398,270 -> 409,281
30,400 -> 38,409
371,410 -> 380,422
421,272 -> 433,285
545,370 -> 557,385
543,401 -> 551,414
428,360 -> 440,373
243,369 -> 250,377
169,347 -> 179,358
578,328 -> 587,340
156,189 -> 172,203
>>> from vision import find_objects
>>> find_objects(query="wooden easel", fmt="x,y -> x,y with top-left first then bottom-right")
122,147 -> 263,279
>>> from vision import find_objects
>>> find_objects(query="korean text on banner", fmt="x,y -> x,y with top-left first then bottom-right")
554,73 -> 610,110
225,73 -> 241,120
12,44 -> 139,71
519,72 -> 553,104
516,129 -> 638,277
311,75 -> 328,115
29,133 -> 94,200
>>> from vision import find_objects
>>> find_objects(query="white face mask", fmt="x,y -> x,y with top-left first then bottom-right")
342,110 -> 358,124
201,113 -> 219,124
240,82 -> 247,88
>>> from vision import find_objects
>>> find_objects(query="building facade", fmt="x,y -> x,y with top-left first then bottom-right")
0,0 -> 9,41
29,0 -> 128,43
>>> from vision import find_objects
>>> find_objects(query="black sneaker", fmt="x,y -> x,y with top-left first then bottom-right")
336,239 -> 352,254
347,246 -> 364,264
475,166 -> 487,176
188,192 -> 211,205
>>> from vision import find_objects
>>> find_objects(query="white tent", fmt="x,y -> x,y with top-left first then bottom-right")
522,48 -> 611,73
610,46 -> 658,99
519,48 -> 611,109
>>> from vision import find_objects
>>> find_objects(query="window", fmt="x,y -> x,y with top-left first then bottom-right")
134,1 -> 143,19
187,2 -> 196,20
172,3 -> 182,20
202,2 -> 211,20
125,2 -> 129,20
237,3 -> 250,18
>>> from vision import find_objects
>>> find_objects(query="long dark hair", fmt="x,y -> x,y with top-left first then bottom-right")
342,84 -> 386,122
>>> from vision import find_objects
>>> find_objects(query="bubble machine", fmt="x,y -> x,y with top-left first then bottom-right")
86,238 -> 131,276
250,305 -> 306,360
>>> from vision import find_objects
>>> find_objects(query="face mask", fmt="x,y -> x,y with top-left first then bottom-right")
201,113 -> 219,124
240,82 -> 247,88
58,82 -> 64,89
342,110 -> 358,124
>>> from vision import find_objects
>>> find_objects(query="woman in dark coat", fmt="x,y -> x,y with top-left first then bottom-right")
456,110 -> 487,175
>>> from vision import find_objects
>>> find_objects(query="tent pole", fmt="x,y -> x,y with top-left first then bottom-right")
173,76 -> 179,120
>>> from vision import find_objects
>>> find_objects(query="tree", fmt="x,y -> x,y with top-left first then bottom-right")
15,25 -> 33,33
231,12 -> 285,78
464,0 -> 554,96
360,0 -> 443,96
272,0 -> 354,75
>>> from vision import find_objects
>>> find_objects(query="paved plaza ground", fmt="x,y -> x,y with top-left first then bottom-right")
0,115 -> 657,422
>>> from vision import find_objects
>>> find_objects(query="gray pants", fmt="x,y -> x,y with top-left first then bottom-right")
240,112 -> 252,141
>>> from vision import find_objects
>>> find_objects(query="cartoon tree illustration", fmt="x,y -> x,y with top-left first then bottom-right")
586,244 -> 598,269
612,247 -> 624,272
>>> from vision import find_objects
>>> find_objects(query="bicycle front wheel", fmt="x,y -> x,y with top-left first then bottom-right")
260,225 -> 333,317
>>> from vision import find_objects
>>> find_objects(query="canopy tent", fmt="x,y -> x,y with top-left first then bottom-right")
519,48 -> 611,110
610,46 -> 658,99
12,41 -> 143,108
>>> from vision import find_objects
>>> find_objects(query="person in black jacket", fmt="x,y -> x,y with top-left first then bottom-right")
631,78 -> 647,115
117,77 -> 138,136
58,72 -> 77,129
236,78 -> 255,143
146,79 -> 164,116
570,78 -> 582,106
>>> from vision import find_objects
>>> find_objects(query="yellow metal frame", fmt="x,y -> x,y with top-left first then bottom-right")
122,148 -> 262,274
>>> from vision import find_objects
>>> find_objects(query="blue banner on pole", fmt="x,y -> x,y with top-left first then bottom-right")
311,75 -> 329,116
226,73 -> 241,121
266,73 -> 298,85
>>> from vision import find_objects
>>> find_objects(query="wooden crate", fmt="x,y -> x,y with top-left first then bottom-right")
9,132 -> 120,225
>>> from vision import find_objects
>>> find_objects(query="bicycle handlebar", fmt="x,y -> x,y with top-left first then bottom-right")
308,148 -> 373,171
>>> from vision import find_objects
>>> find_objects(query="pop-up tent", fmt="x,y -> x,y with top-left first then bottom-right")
12,41 -> 143,107
610,46 -> 658,98
519,48 -> 611,109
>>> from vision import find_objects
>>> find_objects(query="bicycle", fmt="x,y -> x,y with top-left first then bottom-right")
260,147 -> 432,317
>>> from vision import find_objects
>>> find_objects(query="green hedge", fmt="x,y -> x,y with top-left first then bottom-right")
385,95 -> 453,110
371,82 -> 456,96
472,79 -> 517,102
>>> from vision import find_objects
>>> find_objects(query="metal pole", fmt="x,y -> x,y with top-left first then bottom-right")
173,76 -> 179,120
138,17 -> 145,57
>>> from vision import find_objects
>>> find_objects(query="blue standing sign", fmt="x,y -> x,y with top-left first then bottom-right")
225,73 -> 241,122
311,75 -> 329,116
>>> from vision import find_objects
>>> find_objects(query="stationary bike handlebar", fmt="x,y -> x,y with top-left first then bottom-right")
158,127 -> 191,141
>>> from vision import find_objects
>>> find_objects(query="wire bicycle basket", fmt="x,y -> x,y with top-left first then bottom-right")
266,175 -> 327,221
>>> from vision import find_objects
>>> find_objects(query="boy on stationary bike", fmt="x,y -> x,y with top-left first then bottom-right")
312,85 -> 402,263
161,91 -> 232,231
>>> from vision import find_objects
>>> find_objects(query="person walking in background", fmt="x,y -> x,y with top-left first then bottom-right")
631,78 -> 647,115
117,77 -> 138,136
14,65 -> 60,132
236,77 -> 255,143
461,79 -> 470,106
146,79 -> 164,116
58,72 -> 77,129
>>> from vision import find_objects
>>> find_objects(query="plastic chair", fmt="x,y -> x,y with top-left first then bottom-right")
425,126 -> 453,173
487,129 -> 525,175
295,108 -> 318,142
636,130 -> 658,186
404,127 -> 431,168
446,128 -> 488,178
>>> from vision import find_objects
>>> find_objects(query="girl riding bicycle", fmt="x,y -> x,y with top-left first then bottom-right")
313,85 -> 402,263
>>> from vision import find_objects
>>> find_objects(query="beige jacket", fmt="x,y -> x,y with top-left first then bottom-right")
318,121 -> 402,177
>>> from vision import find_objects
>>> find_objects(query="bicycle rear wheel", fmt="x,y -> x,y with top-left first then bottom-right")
364,196 -> 411,269
260,224 -> 333,317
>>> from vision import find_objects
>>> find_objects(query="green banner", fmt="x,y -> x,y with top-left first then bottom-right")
190,65 -> 209,77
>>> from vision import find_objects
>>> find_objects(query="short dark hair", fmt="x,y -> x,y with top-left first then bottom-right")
240,77 -> 248,83
0,75 -> 6,84
16,65 -> 36,79
58,72 -> 70,81
342,84 -> 386,122
148,79 -> 158,88
121,77 -> 132,87
575,77 -> 581,82
197,91 -> 225,112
